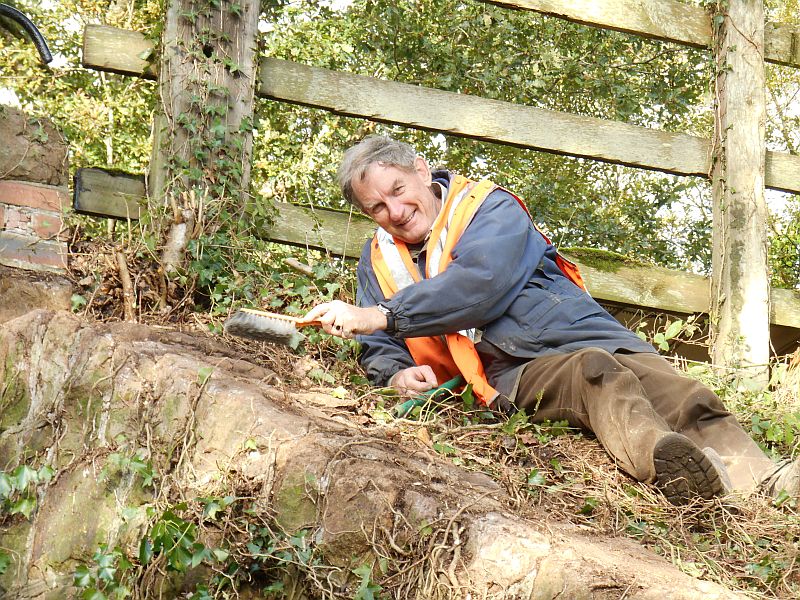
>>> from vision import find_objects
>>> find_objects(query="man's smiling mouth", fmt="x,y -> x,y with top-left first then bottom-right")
398,210 -> 415,227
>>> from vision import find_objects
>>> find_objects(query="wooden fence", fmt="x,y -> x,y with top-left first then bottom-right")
79,0 -> 800,364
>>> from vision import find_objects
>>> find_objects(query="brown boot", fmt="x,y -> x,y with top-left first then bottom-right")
653,432 -> 727,504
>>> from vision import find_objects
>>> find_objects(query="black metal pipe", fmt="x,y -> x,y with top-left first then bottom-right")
0,3 -> 52,64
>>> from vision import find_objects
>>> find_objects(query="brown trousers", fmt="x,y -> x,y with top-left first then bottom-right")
514,349 -> 775,491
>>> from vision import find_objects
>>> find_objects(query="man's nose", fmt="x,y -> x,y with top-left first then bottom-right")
387,199 -> 405,222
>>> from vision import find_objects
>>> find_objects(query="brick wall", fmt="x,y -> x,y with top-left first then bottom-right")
0,180 -> 70,273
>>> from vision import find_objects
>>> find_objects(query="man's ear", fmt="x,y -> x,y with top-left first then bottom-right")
414,156 -> 432,186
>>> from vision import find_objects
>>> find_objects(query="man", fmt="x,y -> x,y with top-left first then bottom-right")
303,134 -> 797,505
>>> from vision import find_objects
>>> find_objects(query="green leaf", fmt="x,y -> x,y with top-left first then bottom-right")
37,465 -> 55,484
10,496 -> 36,519
432,442 -> 456,456
191,544 -> 211,568
81,589 -> 107,600
0,473 -> 12,499
664,320 -> 683,340
197,366 -> 214,385
202,499 -> 222,519
97,565 -> 117,582
527,469 -> 546,487
71,293 -> 87,312
138,538 -> 153,565
11,465 -> 38,492
73,565 -> 93,588
117,555 -> 133,572
579,496 -> 599,515
0,550 -> 10,575
168,545 -> 192,572
212,548 -> 229,562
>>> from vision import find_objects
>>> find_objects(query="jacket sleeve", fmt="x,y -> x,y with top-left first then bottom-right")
383,189 -> 548,338
355,240 -> 416,386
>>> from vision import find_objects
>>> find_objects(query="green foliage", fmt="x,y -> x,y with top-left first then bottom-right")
73,545 -> 133,600
683,359 -> 800,459
635,317 -> 701,353
255,0 -> 720,272
142,508 -> 205,572
0,462 -> 55,573
352,563 -> 383,600
0,462 -> 54,520
102,449 -> 156,489
768,200 -> 800,289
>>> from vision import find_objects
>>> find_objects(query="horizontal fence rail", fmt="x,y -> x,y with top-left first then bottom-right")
73,168 -> 800,333
479,0 -> 800,68
83,25 -> 800,195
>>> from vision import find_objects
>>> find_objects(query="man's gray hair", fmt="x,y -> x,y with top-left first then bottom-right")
337,135 -> 418,206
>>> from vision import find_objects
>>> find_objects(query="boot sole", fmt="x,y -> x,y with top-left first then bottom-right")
653,433 -> 724,504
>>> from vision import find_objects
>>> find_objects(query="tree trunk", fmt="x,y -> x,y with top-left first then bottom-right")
0,310 -> 745,599
710,0 -> 770,385
149,0 -> 260,272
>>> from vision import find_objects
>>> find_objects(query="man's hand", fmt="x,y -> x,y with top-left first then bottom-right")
389,366 -> 438,396
302,300 -> 387,339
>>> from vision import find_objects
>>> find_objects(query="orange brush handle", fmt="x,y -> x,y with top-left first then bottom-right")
238,308 -> 322,327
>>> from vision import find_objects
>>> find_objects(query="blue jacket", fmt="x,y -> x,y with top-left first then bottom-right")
355,171 -> 656,393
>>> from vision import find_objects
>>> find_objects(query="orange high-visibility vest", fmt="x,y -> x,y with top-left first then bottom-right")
370,175 -> 585,407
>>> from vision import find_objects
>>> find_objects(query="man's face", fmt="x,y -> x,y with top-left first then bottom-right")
352,157 -> 440,244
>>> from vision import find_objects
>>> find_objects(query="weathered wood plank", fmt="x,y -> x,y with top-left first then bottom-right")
574,260 -> 709,316
82,25 -> 157,79
259,58 -> 800,194
479,0 -> 800,69
82,26 -> 800,194
73,168 -> 144,219
266,202 -> 375,259
259,57 -> 708,178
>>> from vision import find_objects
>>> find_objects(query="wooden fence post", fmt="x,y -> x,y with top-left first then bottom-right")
149,0 -> 261,273
710,0 -> 770,385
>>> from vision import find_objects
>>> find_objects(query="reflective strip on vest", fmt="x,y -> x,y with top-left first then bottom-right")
371,176 -> 500,406
370,175 -> 586,406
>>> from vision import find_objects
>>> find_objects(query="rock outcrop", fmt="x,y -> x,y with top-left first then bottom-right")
0,310 -> 743,599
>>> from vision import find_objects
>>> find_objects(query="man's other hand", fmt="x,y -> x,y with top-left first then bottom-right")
389,366 -> 438,396
302,300 -> 387,339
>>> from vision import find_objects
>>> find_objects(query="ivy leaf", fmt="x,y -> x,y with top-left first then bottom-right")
10,497 -> 36,519
37,465 -> 55,484
0,473 -> 12,499
11,465 -> 38,492
197,366 -> 214,386
138,538 -> 153,565
0,550 -> 11,575
73,564 -> 93,588
664,320 -> 683,340
202,499 -> 222,520
527,469 -> 546,487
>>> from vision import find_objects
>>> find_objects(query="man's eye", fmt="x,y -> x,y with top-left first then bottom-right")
393,186 -> 404,195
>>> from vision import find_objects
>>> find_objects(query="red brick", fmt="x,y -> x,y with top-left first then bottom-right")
0,180 -> 69,212
4,206 -> 30,231
0,204 -> 4,230
0,231 -> 67,272
31,211 -> 64,239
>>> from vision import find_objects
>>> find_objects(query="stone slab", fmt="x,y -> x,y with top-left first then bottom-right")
0,231 -> 68,273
